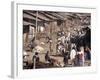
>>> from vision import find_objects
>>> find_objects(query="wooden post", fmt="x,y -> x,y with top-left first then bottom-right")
35,11 -> 38,39
25,32 -> 29,45
50,22 -> 52,54
33,58 -> 36,69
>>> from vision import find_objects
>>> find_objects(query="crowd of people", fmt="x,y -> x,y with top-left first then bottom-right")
24,26 -> 91,69
32,45 -> 91,68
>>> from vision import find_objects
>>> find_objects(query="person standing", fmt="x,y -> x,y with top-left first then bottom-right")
63,51 -> 69,67
85,46 -> 91,60
45,51 -> 51,63
70,47 -> 77,66
77,47 -> 85,66
32,52 -> 40,69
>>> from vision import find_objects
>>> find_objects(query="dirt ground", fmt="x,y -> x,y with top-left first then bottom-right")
23,51 -> 91,69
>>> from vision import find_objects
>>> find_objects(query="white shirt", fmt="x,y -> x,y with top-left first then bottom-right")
70,49 -> 76,60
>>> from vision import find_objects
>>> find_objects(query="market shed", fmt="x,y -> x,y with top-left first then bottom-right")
23,10 -> 91,54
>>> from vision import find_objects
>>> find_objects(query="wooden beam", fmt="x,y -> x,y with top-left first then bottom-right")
44,12 -> 62,20
39,12 -> 57,20
23,20 -> 36,27
24,11 -> 47,21
23,13 -> 41,21
27,11 -> 50,21
44,12 -> 64,20
23,17 -> 36,24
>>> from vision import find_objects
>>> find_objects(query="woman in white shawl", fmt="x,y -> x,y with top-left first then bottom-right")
70,47 -> 76,66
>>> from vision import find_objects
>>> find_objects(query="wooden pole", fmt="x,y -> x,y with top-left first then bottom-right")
25,32 -> 29,45
50,22 -> 52,54
33,58 -> 36,69
35,11 -> 38,39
